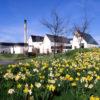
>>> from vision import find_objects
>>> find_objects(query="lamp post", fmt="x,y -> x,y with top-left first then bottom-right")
24,19 -> 27,43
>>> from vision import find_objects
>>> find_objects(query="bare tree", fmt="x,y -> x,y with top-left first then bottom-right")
72,0 -> 92,49
41,11 -> 68,56
73,15 -> 90,34
73,18 -> 90,49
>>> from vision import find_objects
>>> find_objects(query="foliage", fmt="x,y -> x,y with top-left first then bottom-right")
0,48 -> 100,100
0,54 -> 28,60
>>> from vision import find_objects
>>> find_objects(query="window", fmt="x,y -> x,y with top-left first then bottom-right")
13,51 -> 15,54
37,49 -> 40,53
66,46 -> 72,49
80,43 -> 84,48
57,50 -> 60,53
52,50 -> 54,53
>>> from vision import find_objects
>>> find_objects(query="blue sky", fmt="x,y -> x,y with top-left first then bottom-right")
0,0 -> 100,44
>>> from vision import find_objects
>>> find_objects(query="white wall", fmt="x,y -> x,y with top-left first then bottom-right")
27,36 -> 43,53
40,35 -> 69,54
87,44 -> 99,48
72,36 -> 87,49
72,35 -> 99,49
11,46 -> 28,54
27,36 -> 33,52
41,35 -> 51,54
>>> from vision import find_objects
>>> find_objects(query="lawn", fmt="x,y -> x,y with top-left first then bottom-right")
0,48 -> 100,100
0,54 -> 28,60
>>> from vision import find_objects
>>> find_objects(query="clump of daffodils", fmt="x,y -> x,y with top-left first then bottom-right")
47,84 -> 56,92
90,95 -> 100,100
0,48 -> 99,99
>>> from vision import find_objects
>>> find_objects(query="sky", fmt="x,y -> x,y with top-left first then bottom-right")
0,0 -> 100,44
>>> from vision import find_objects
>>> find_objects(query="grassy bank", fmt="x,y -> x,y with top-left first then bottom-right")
0,54 -> 29,61
0,48 -> 100,100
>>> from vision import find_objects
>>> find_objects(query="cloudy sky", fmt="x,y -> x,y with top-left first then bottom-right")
0,0 -> 100,44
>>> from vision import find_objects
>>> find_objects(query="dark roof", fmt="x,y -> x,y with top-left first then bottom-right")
67,38 -> 73,44
0,42 -> 28,46
46,34 -> 68,43
31,35 -> 44,42
76,31 -> 98,45
0,42 -> 14,46
14,43 -> 28,46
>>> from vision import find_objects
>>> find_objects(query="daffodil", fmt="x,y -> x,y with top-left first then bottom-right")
23,87 -> 29,94
17,83 -> 22,89
15,74 -> 21,81
35,82 -> 41,88
30,84 -> 33,89
8,88 -> 15,94
71,82 -> 77,87
47,84 -> 56,92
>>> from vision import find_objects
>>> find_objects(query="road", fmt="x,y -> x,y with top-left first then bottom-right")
0,60 -> 17,65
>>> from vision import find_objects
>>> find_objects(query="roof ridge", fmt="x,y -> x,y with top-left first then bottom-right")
31,35 -> 44,37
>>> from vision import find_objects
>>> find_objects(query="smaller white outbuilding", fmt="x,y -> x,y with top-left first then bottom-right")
0,42 -> 28,54
0,42 -> 13,53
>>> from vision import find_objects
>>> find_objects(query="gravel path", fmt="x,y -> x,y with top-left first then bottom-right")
0,60 -> 18,65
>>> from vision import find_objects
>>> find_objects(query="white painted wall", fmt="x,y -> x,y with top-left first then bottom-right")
0,45 -> 28,54
72,35 -> 99,49
41,35 -> 51,54
27,36 -> 33,52
41,35 -> 69,53
72,36 -> 88,49
11,46 -> 28,54
87,44 -> 99,48
27,35 -> 70,54
27,36 -> 43,53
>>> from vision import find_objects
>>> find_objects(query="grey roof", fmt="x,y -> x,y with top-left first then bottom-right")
0,42 -> 14,46
46,34 -> 68,43
14,43 -> 28,46
31,35 -> 44,42
0,42 -> 28,46
76,31 -> 98,45
83,33 -> 98,45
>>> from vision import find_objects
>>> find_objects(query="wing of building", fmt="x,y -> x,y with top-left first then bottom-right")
43,34 -> 70,53
0,42 -> 28,54
72,30 -> 99,49
27,35 -> 44,53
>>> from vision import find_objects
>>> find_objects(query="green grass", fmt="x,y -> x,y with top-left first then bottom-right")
0,54 -> 28,60
0,48 -> 93,60
33,48 -> 93,60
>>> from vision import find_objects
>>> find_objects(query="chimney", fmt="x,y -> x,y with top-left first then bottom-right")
24,19 -> 27,43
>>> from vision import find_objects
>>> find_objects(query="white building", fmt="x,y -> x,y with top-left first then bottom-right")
42,34 -> 70,54
11,43 -> 28,54
27,35 -> 44,53
0,32 -> 99,54
72,30 -> 99,49
0,42 -> 28,54
0,42 -> 12,53
27,34 -> 72,54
